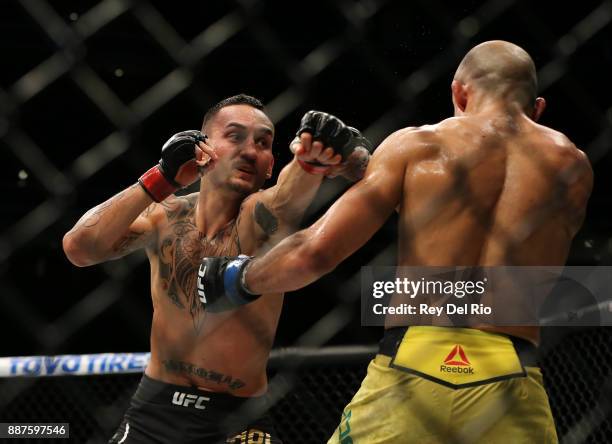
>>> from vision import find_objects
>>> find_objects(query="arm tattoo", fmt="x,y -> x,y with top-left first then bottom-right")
162,359 -> 246,391
254,201 -> 278,236
80,184 -> 137,228
111,229 -> 145,254
141,202 -> 157,217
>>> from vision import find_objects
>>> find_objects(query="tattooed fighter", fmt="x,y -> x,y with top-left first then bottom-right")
63,94 -> 372,443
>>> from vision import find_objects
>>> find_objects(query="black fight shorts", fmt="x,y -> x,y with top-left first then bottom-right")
109,375 -> 282,444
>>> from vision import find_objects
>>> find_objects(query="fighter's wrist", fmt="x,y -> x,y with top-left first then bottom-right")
138,166 -> 178,203
225,256 -> 260,303
239,260 -> 258,296
297,158 -> 328,175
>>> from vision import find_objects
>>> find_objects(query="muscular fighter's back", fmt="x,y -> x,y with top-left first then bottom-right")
398,111 -> 592,341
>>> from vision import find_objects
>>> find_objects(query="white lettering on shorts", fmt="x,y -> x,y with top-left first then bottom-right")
172,391 -> 210,410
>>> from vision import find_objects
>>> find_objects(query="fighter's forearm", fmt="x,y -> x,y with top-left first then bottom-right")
246,229 -> 332,294
267,158 -> 324,225
63,183 -> 153,266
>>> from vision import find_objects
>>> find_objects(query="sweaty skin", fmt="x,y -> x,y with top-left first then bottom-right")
64,104 -> 357,396
145,192 -> 286,395
244,42 -> 593,345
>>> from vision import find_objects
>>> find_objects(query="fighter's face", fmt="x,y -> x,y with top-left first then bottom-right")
204,104 -> 274,195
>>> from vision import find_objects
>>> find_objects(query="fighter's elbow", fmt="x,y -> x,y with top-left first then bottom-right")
62,232 -> 97,267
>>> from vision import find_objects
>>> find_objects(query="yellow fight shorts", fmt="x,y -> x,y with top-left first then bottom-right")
328,326 -> 558,444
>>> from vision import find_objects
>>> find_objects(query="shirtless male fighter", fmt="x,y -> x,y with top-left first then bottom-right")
63,94 -> 371,443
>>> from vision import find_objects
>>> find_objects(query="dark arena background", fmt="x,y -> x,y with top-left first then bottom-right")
1,0 -> 612,443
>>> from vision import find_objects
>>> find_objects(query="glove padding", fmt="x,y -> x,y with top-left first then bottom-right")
159,130 -> 207,186
297,111 -> 373,161
139,130 -> 207,202
197,255 -> 260,313
295,111 -> 373,177
342,126 -> 374,161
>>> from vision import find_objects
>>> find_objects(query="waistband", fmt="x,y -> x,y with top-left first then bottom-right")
134,374 -> 268,413
379,326 -> 538,367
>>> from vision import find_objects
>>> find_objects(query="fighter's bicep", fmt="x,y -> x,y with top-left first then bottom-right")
253,200 -> 279,236
328,168 -> 401,228
307,169 -> 402,265
247,189 -> 300,239
109,203 -> 160,258
235,192 -> 275,237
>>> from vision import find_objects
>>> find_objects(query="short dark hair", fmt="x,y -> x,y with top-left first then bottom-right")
202,94 -> 265,130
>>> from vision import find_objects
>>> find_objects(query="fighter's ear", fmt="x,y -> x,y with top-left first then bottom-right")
532,97 -> 546,122
266,157 -> 274,179
451,80 -> 468,114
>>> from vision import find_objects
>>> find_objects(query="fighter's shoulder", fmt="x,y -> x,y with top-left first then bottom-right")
376,124 -> 438,155
235,191 -> 273,240
234,191 -> 267,228
157,192 -> 198,222
385,123 -> 439,138
431,116 -> 475,134
536,124 -> 589,163
534,125 -> 593,183
238,191 -> 263,215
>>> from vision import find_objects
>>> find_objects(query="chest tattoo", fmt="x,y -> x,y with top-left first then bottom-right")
157,197 -> 240,332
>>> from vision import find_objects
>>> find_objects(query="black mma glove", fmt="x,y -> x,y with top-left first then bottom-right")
197,255 -> 260,313
294,111 -> 373,175
139,130 -> 207,202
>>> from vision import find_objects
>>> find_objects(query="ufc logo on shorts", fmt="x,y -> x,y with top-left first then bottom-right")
197,263 -> 207,303
172,391 -> 210,410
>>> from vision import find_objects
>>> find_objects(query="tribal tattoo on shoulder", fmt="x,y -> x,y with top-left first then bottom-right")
157,195 -> 240,333
160,194 -> 197,222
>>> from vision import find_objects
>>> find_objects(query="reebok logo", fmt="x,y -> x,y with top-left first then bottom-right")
444,345 -> 470,366
440,344 -> 474,374
172,391 -> 210,410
